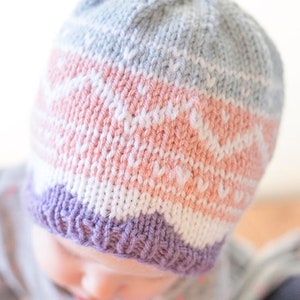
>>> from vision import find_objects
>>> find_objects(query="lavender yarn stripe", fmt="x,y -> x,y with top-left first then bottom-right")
23,182 -> 225,275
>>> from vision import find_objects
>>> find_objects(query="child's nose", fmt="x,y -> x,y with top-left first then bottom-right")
81,271 -> 124,299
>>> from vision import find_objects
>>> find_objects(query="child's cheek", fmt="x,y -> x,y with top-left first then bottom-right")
120,276 -> 178,300
31,225 -> 81,288
41,245 -> 80,286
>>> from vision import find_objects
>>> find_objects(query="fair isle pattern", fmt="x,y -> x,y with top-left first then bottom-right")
24,0 -> 284,275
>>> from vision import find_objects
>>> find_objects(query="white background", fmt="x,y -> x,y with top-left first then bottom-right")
0,0 -> 299,199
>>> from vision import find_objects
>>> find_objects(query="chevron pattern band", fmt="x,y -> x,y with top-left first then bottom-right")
24,0 -> 284,275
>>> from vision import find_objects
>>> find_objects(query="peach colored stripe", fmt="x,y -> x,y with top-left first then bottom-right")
31,140 -> 244,224
31,50 -> 279,222
35,78 -> 278,181
31,108 -> 259,194
32,97 -> 266,185
32,110 -> 257,214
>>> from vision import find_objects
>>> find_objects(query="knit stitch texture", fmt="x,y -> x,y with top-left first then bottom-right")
23,0 -> 284,275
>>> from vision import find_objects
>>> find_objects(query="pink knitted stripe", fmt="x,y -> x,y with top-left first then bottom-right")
33,97 -> 275,178
31,134 -> 255,216
36,53 -> 279,175
31,49 -> 279,222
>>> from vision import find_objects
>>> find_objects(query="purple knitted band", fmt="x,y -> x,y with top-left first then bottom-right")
23,180 -> 225,276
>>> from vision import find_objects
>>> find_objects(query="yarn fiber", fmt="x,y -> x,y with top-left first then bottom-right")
24,0 -> 284,275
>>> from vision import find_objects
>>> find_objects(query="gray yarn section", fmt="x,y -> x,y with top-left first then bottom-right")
54,0 -> 283,115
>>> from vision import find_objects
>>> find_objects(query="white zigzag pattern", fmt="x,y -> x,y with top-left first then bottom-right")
43,71 -> 272,164
38,67 -> 272,172
33,133 -> 251,211
40,68 -> 104,105
189,109 -> 271,163
32,106 -> 258,188
30,155 -> 237,249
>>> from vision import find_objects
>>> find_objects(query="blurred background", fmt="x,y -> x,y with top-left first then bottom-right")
0,0 -> 299,200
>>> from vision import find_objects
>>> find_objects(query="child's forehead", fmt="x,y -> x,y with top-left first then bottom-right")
56,234 -> 173,278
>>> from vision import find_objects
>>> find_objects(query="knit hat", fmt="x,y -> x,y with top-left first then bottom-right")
24,0 -> 284,276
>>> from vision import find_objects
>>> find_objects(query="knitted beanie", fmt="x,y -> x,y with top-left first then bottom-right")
24,0 -> 284,276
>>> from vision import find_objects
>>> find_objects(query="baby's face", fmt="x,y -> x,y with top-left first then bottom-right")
31,225 -> 179,300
